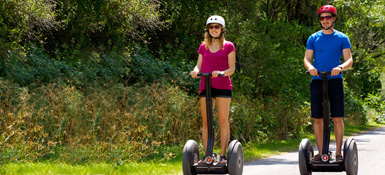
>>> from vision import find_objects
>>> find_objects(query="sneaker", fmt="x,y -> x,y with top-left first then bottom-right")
311,154 -> 321,162
336,154 -> 343,162
198,156 -> 207,164
218,156 -> 227,165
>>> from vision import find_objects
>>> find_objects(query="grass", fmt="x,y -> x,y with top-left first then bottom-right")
1,162 -> 183,175
1,123 -> 383,175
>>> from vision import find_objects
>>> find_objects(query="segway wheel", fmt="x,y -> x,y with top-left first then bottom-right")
298,138 -> 314,175
343,138 -> 351,159
227,140 -> 243,175
182,140 -> 200,175
344,139 -> 358,175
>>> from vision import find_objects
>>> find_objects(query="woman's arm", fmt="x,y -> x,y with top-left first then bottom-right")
190,54 -> 203,78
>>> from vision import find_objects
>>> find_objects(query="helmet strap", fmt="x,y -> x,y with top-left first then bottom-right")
206,30 -> 225,40
319,15 -> 337,30
320,19 -> 336,30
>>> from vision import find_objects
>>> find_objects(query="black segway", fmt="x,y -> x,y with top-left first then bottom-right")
183,73 -> 243,175
299,71 -> 358,175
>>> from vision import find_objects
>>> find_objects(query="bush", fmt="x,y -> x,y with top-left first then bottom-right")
3,46 -> 65,86
2,45 -> 132,87
364,93 -> 385,123
344,87 -> 367,125
0,80 -> 203,163
229,94 -> 312,143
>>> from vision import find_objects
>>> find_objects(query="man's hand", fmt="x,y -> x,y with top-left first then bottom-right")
331,66 -> 342,77
308,67 -> 319,77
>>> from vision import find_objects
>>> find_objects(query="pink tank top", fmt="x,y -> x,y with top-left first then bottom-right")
198,41 -> 236,94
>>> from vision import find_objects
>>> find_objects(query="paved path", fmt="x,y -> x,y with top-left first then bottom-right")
243,126 -> 385,175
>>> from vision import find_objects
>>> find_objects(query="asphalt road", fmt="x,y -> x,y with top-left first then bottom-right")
243,126 -> 385,175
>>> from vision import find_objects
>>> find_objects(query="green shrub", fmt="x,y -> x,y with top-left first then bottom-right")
344,87 -> 367,125
2,45 -> 132,87
0,81 -> 203,163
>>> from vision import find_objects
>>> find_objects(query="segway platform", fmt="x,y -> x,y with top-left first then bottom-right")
194,158 -> 227,174
311,158 -> 344,172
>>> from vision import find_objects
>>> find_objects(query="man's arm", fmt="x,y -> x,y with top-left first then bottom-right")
331,48 -> 353,76
340,48 -> 353,71
304,49 -> 318,76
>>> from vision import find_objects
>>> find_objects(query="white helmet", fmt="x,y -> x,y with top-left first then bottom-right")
206,15 -> 225,28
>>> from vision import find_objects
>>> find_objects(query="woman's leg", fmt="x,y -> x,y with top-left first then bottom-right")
200,97 -> 215,154
215,97 -> 231,157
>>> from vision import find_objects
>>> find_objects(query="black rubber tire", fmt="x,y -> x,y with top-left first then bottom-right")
182,140 -> 200,175
343,138 -> 350,160
227,140 -> 244,175
344,139 -> 358,175
298,138 -> 314,175
343,138 -> 353,161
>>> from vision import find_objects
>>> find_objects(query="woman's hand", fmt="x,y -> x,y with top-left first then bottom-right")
212,71 -> 224,78
190,71 -> 199,78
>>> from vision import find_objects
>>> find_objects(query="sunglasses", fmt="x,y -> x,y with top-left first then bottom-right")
320,16 -> 333,21
209,25 -> 221,29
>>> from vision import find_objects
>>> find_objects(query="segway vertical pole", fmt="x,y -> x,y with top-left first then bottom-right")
203,74 -> 214,157
321,73 -> 330,155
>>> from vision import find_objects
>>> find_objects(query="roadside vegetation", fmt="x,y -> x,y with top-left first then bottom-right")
1,123 -> 383,174
1,0 -> 385,174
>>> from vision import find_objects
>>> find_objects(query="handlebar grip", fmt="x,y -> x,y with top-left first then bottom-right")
196,73 -> 225,77
197,73 -> 210,76
306,71 -> 337,75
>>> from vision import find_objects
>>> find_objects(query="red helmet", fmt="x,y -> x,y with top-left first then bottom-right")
317,5 -> 337,18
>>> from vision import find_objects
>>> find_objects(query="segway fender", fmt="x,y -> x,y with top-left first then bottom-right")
298,138 -> 314,175
182,140 -> 200,175
344,138 -> 358,175
343,138 -> 353,160
227,140 -> 244,175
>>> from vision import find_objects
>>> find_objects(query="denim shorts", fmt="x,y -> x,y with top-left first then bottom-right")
310,78 -> 344,118
199,87 -> 232,98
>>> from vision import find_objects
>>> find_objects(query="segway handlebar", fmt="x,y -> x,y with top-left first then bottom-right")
305,71 -> 341,75
196,73 -> 225,77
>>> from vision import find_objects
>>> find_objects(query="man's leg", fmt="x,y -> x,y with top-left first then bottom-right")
314,118 -> 324,155
310,79 -> 323,161
329,78 -> 345,159
333,117 -> 344,155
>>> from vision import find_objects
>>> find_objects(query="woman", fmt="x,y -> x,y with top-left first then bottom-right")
190,15 -> 236,164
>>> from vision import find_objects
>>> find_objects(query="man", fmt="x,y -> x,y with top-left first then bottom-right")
303,5 -> 353,162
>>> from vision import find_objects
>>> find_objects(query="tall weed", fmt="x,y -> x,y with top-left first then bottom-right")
0,80 -> 201,163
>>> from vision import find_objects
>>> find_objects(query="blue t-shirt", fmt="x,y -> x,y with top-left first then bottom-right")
306,30 -> 351,80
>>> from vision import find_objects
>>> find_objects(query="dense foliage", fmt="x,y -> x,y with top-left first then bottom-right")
1,0 -> 385,163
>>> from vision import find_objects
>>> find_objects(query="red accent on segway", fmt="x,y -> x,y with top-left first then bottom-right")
205,156 -> 213,164
322,154 -> 329,162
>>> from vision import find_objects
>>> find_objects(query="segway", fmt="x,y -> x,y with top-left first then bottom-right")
183,73 -> 244,175
299,71 -> 358,175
